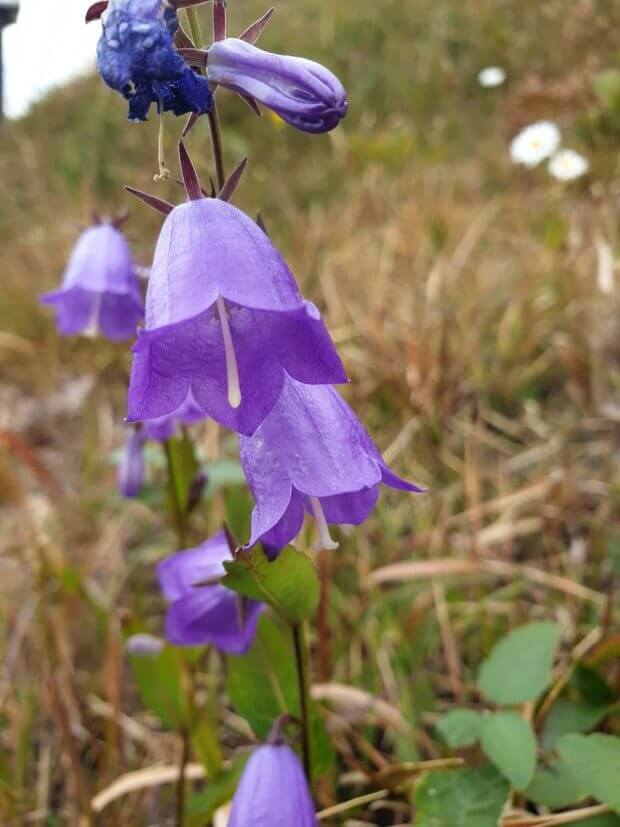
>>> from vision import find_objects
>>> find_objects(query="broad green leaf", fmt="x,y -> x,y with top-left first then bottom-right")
525,762 -> 585,809
477,622 -> 560,705
480,711 -> 537,790
578,817 -> 620,827
542,700 -> 608,751
558,734 -> 620,813
413,765 -> 509,827
222,545 -> 320,623
187,755 -> 248,826
130,647 -> 188,729
571,665 -> 615,705
435,709 -> 482,748
226,616 -> 333,776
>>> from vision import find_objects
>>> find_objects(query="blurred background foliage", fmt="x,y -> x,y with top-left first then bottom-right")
1,0 -> 620,824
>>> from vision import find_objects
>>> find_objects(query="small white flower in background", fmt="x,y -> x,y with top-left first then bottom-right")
595,235 -> 615,295
509,121 -> 561,168
478,66 -> 506,88
548,148 -> 589,181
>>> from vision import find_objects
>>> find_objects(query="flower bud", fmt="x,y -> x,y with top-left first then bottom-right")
207,38 -> 348,134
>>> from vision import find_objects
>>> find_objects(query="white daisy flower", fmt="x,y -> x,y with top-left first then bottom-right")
510,121 -> 561,168
478,66 -> 506,88
548,149 -> 589,181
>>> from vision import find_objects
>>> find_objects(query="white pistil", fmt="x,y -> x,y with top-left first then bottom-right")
82,292 -> 102,338
216,296 -> 242,408
309,496 -> 339,551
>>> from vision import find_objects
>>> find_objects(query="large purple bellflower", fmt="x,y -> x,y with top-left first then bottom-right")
157,531 -> 263,652
127,188 -> 347,435
240,377 -> 426,551
41,221 -> 143,341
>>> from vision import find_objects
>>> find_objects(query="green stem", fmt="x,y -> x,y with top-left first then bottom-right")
207,106 -> 226,190
292,622 -> 312,783
164,439 -> 188,548
175,727 -> 190,827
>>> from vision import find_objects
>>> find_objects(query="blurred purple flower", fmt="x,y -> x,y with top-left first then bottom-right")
203,38 -> 348,133
157,531 -> 263,652
118,395 -> 205,498
126,198 -> 347,435
229,744 -> 317,827
240,378 -> 426,551
118,428 -> 146,497
95,0 -> 212,121
40,222 -> 143,341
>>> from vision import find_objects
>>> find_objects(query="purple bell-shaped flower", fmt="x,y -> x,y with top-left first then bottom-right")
205,38 -> 348,134
41,220 -> 143,342
239,377 -> 426,551
157,531 -> 263,653
91,0 -> 213,121
228,744 -> 317,827
126,145 -> 347,435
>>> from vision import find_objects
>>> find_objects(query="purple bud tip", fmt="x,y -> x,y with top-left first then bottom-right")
118,429 -> 146,498
125,633 -> 165,655
207,38 -> 348,134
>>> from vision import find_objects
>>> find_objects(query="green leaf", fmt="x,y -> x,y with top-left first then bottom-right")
222,545 -> 320,623
435,709 -> 482,748
413,765 -> 509,827
130,647 -> 188,730
480,711 -> 537,790
542,700 -> 608,751
557,734 -> 620,813
477,622 -> 560,705
577,817 -> 620,827
525,762 -> 585,809
226,615 -> 334,776
571,665 -> 615,705
187,755 -> 248,826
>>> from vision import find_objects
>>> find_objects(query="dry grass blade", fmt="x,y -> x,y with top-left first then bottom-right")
91,764 -> 206,813
312,682 -> 412,733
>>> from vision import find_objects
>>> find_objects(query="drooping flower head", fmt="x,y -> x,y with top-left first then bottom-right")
548,148 -> 589,181
41,219 -> 143,341
126,144 -> 347,435
240,377 -> 426,552
91,0 -> 213,121
228,744 -> 317,827
202,38 -> 348,133
157,530 -> 263,652
509,121 -> 561,168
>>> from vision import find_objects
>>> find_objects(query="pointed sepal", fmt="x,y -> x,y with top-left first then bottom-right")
178,142 -> 203,201
124,186 -> 175,216
177,47 -> 208,69
239,7 -> 275,45
236,93 -> 262,117
213,0 -> 227,41
218,157 -> 248,202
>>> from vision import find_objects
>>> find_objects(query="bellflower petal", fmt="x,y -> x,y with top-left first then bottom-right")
229,744 -> 317,827
207,38 -> 348,133
157,531 -> 263,653
127,199 -> 347,435
240,377 -> 426,551
97,0 -> 213,121
41,223 -> 143,341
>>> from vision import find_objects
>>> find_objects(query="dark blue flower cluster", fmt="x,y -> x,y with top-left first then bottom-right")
97,0 -> 212,121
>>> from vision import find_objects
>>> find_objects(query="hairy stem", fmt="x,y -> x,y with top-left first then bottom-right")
292,622 -> 312,783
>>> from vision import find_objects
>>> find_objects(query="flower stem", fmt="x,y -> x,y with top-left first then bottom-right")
292,622 -> 312,783
175,726 -> 190,827
164,439 -> 188,549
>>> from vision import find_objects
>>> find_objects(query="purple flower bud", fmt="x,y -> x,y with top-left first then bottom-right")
207,38 -> 348,133
240,377 -> 426,552
127,199 -> 347,435
157,531 -> 263,653
41,222 -> 143,342
125,633 -> 165,655
229,744 -> 317,827
97,0 -> 213,121
118,428 -> 146,497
